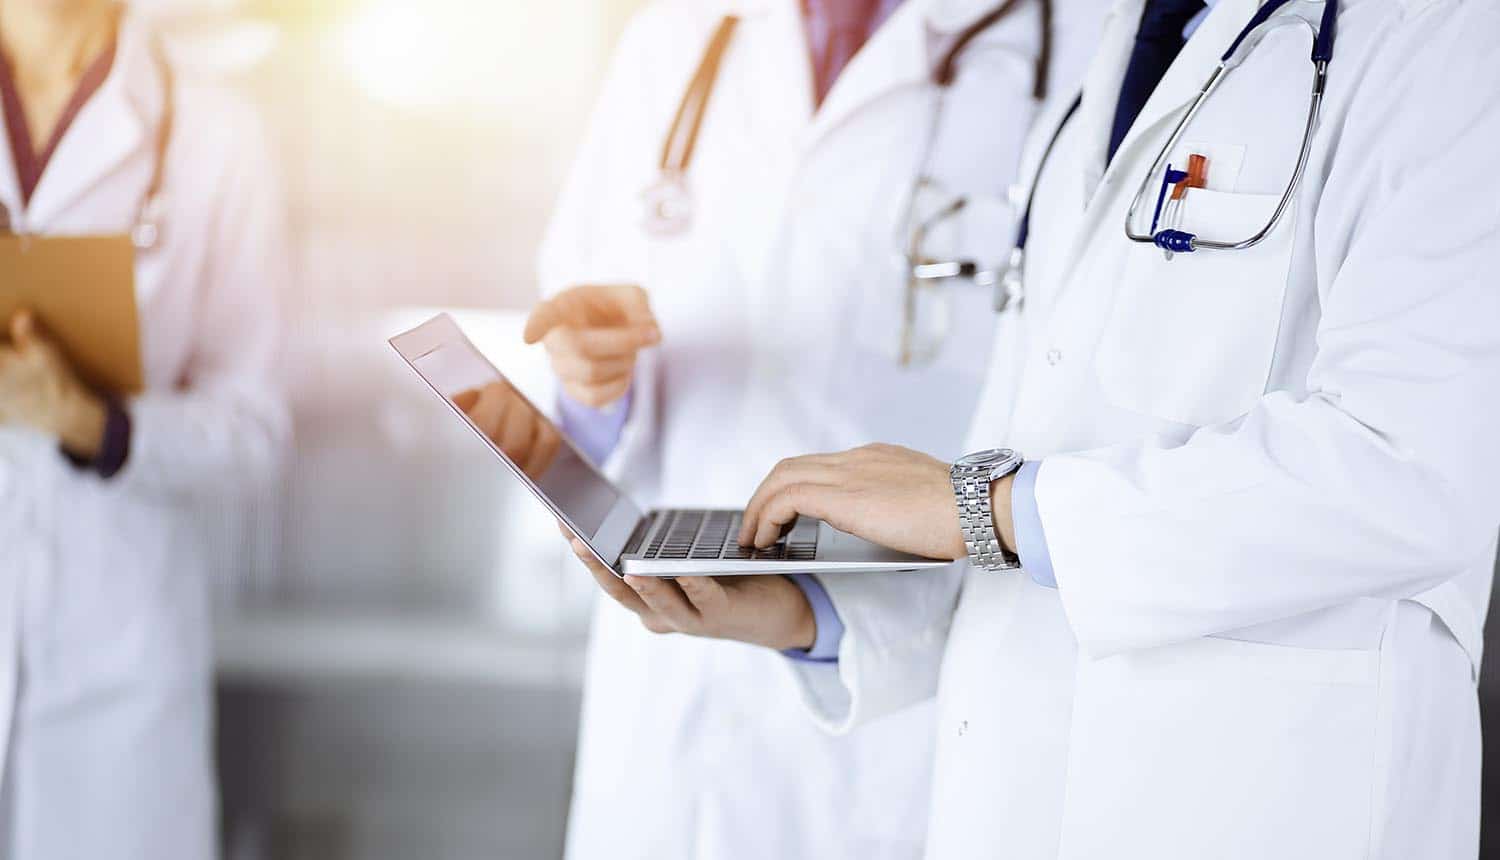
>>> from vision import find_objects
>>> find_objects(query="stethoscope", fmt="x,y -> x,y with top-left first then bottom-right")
895,0 -> 1053,364
131,42 -> 174,251
1124,0 -> 1338,254
641,15 -> 739,237
0,39 -> 174,251
999,0 -> 1340,310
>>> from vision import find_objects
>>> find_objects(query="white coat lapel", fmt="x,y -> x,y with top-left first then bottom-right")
1047,0 -> 1259,292
1099,0 -> 1261,184
0,103 -> 21,228
1070,0 -> 1143,202
801,0 -> 935,148
24,15 -> 156,230
1069,0 -> 1260,205
736,0 -> 815,148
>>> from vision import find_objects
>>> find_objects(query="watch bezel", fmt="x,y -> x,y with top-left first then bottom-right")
955,447 -> 1013,468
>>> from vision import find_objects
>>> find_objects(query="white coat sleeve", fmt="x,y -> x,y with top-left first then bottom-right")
784,564 -> 966,733
118,95 -> 289,503
534,10 -> 661,483
1038,2 -> 1500,658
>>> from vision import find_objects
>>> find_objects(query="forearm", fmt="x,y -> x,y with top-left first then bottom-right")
1037,391 -> 1499,657
121,379 -> 288,500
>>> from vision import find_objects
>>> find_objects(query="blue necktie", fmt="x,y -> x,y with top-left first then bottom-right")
1107,0 -> 1206,163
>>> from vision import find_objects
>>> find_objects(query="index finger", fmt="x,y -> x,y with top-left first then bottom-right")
522,297 -> 568,345
739,455 -> 834,546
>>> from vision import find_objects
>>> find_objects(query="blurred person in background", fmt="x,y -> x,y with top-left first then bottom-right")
0,0 -> 287,856
466,0 -> 1099,855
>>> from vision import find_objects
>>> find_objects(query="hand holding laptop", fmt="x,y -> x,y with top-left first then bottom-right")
560,528 -> 819,653
390,314 -> 945,577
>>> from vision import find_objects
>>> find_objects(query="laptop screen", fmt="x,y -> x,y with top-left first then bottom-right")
394,315 -> 631,541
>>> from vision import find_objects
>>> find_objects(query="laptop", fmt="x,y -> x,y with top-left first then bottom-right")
389,313 -> 946,577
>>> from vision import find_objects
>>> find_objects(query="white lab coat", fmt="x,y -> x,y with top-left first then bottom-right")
538,0 -> 1096,856
787,0 -> 1500,857
0,15 -> 287,859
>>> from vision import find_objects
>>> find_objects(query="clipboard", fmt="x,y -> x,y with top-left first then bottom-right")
0,234 -> 143,395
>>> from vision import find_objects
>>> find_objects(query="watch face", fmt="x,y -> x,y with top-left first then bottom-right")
957,448 -> 1011,468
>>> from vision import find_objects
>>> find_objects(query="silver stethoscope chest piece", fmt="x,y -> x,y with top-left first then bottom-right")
640,171 -> 693,238
131,190 -> 167,251
641,16 -> 738,238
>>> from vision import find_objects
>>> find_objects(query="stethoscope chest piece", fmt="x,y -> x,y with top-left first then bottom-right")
641,15 -> 738,240
131,192 -> 167,251
994,247 -> 1025,313
640,171 -> 693,237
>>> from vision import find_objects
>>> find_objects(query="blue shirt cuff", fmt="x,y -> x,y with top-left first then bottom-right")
557,387 -> 632,465
1011,460 -> 1057,588
782,573 -> 844,662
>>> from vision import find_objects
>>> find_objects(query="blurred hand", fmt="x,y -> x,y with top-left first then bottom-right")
0,310 -> 106,457
562,524 -> 817,651
738,443 -> 1016,561
454,381 -> 562,480
524,284 -> 660,408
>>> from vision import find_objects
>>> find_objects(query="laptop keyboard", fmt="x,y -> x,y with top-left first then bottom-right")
641,510 -> 819,562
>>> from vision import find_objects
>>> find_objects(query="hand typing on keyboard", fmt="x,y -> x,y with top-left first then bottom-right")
561,522 -> 819,652
640,510 -> 819,562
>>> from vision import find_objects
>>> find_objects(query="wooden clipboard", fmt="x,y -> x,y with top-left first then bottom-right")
0,234 -> 143,395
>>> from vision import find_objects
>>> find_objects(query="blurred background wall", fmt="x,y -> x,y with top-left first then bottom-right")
133,1 -> 643,857
133,2 -> 1500,859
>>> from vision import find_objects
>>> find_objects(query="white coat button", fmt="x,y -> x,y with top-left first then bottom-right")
958,720 -> 968,737
1046,348 -> 1063,366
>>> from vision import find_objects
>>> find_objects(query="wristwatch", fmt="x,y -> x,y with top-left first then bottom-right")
950,448 -> 1025,571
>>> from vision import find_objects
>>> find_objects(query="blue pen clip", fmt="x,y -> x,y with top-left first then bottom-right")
1150,164 -> 1191,234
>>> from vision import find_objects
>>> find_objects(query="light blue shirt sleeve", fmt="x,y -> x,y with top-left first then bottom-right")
556,387 -> 632,466
1011,460 -> 1058,588
782,573 -> 844,662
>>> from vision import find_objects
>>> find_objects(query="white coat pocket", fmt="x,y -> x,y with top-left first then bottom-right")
1057,636 -> 1380,860
1095,188 -> 1297,428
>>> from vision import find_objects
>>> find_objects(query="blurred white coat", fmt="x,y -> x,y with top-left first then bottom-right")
0,13 -> 287,859
537,0 -> 1098,856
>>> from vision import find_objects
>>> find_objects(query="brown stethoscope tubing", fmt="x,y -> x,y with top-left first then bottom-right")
658,15 -> 740,175
933,0 -> 1052,99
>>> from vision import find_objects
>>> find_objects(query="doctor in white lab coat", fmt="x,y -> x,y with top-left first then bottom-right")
510,0 -> 1098,856
569,0 -> 1500,857
0,2 -> 287,857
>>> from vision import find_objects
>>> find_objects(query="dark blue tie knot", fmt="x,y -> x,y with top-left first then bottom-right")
1138,0 -> 1209,43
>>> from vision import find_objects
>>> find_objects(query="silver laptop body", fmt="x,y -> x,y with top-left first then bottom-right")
390,314 -> 946,577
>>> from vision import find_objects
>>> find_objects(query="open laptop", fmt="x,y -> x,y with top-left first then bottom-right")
389,313 -> 946,577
